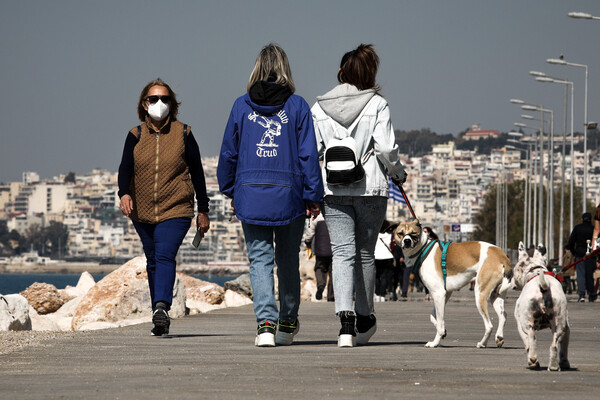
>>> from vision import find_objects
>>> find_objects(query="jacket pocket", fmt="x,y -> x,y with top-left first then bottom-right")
236,182 -> 302,223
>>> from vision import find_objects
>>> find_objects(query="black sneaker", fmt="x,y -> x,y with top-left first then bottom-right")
338,311 -> 356,347
151,303 -> 170,336
276,319 -> 299,345
255,321 -> 276,347
315,286 -> 324,300
356,314 -> 377,345
578,297 -> 585,303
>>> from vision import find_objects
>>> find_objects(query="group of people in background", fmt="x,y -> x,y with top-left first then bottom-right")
118,42 -> 407,347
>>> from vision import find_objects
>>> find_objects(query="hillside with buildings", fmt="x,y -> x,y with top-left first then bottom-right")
1,126 -> 599,272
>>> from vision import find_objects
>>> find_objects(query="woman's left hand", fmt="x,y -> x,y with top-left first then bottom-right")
197,213 -> 210,235
307,202 -> 321,219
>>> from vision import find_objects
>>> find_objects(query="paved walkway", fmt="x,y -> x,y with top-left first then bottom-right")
1,291 -> 599,399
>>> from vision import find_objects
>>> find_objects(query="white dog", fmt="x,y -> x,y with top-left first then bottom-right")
393,220 -> 513,348
513,242 -> 570,371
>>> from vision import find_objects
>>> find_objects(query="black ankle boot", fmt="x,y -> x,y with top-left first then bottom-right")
338,311 -> 356,336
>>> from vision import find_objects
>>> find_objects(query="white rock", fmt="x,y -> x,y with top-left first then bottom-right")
187,301 -> 225,315
64,271 -> 96,298
0,294 -> 32,331
29,305 -> 62,331
223,289 -> 253,308
71,257 -> 186,331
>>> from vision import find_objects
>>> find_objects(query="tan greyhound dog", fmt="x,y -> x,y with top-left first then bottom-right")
393,220 -> 513,348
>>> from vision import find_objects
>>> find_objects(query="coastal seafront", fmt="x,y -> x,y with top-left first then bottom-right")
0,260 -> 249,276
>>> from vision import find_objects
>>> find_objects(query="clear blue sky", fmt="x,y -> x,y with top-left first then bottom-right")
1,0 -> 599,182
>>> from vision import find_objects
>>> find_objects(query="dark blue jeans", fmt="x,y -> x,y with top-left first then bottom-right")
133,217 -> 191,310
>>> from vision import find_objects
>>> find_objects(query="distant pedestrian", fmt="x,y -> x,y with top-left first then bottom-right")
118,78 -> 210,336
303,213 -> 334,301
312,44 -> 407,347
567,213 -> 597,302
217,43 -> 323,347
393,244 -> 409,300
374,220 -> 395,302
423,226 -> 438,240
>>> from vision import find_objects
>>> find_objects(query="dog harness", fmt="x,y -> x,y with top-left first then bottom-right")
410,240 -> 451,289
526,270 -> 564,283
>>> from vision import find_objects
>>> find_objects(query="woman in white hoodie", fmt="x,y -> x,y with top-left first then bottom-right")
312,44 -> 406,347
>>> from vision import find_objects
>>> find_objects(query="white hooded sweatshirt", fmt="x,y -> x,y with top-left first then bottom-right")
311,83 -> 405,197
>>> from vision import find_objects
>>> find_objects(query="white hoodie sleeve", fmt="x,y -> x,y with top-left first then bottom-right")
372,100 -> 405,179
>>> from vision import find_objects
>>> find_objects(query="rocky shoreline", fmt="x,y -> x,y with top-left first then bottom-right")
1,254 -> 318,355
1,263 -> 249,276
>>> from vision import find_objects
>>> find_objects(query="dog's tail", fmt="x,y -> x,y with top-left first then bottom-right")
538,270 -> 549,292
538,271 -> 554,310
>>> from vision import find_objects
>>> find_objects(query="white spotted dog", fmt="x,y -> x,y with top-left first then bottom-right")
513,241 -> 570,371
392,220 -> 513,348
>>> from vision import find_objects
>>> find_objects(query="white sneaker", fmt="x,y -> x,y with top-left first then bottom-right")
356,315 -> 377,345
255,321 -> 276,347
338,334 -> 357,348
275,319 -> 299,346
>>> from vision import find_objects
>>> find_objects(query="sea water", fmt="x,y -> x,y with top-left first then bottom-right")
0,273 -> 236,295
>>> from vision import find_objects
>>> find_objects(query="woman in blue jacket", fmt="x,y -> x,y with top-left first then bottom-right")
217,43 -> 323,347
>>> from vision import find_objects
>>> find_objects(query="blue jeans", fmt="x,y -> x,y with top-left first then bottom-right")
323,196 -> 387,316
242,217 -> 305,324
133,217 -> 191,310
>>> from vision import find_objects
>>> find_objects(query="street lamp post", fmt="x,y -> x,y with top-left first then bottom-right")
548,57 -> 589,213
514,119 -> 540,245
535,74 -> 574,264
523,105 -> 554,258
508,136 -> 531,246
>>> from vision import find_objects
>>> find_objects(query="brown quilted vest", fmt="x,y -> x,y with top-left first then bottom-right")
128,120 -> 194,224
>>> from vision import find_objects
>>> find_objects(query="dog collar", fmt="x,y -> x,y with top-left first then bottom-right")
408,237 -> 433,260
526,270 -> 563,283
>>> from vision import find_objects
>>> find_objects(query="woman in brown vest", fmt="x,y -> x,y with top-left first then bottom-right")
118,78 -> 211,336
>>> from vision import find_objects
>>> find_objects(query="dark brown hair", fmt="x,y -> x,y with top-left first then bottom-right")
337,44 -> 380,91
137,78 -> 180,122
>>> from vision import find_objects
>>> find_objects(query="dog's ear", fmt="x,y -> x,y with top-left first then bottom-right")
518,241 -> 525,252
537,243 -> 547,256
414,219 -> 421,228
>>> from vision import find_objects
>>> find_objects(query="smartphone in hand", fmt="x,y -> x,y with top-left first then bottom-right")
192,229 -> 203,248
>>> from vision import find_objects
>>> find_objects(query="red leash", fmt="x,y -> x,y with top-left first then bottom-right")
561,247 -> 600,272
398,184 -> 418,221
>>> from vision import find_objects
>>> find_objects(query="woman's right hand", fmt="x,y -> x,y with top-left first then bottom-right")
120,194 -> 133,216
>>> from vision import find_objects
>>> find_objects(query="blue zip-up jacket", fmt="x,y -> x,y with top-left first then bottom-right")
217,92 -> 323,225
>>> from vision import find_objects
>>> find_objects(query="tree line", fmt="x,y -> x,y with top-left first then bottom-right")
0,221 -> 69,259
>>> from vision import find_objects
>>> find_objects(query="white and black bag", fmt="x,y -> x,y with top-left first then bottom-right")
324,99 -> 375,185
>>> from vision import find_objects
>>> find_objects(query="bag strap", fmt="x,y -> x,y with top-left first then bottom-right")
378,236 -> 393,255
326,96 -> 378,164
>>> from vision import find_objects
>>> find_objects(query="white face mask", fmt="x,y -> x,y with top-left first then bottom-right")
147,100 -> 170,121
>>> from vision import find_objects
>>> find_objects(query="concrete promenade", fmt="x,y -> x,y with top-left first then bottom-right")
1,291 -> 599,399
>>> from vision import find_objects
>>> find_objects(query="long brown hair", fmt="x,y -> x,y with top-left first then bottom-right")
337,44 -> 380,91
137,78 -> 180,122
247,43 -> 296,93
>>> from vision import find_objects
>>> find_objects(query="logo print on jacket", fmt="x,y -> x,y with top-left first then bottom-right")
248,110 -> 288,158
